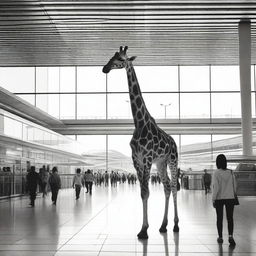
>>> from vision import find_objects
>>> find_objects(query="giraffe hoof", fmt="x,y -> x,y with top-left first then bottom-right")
159,226 -> 167,233
137,230 -> 148,240
173,225 -> 179,233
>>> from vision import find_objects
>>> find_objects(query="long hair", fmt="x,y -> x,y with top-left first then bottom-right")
216,154 -> 227,169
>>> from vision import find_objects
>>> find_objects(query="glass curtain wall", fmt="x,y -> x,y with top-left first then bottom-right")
0,65 -> 255,171
0,65 -> 252,119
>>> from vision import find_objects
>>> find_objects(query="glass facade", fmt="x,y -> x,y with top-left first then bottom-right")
0,109 -> 85,155
73,133 -> 249,172
0,67 -> 35,93
0,65 -> 255,173
0,65 -> 253,120
0,110 -> 87,197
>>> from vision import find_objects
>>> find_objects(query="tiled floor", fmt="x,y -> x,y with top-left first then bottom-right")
0,183 -> 256,255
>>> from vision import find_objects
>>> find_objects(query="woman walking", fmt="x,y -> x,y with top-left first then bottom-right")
212,154 -> 238,246
72,168 -> 84,200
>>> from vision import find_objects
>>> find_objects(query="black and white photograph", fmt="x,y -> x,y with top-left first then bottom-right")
0,1 -> 256,255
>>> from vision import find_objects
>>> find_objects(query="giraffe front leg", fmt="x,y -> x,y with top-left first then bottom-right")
172,193 -> 179,232
137,178 -> 150,240
172,181 -> 179,232
168,161 -> 179,232
159,196 -> 170,233
159,175 -> 171,233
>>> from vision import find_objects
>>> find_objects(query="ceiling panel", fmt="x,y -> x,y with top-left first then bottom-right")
1,0 -> 256,66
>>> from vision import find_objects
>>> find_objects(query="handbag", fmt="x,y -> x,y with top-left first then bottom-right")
233,194 -> 239,205
230,169 -> 239,206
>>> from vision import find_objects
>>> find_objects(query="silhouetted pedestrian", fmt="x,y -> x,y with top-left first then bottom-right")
104,171 -> 109,187
203,169 -> 211,194
49,167 -> 61,205
39,165 -> 49,197
83,170 -> 89,193
26,166 -> 40,207
86,169 -> 94,195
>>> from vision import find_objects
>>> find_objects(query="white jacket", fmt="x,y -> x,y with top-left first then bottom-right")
212,169 -> 237,201
72,174 -> 84,187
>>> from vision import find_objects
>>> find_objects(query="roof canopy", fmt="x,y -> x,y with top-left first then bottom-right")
1,1 -> 256,66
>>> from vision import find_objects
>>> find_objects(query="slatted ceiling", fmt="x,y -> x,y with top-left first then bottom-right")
1,1 -> 256,66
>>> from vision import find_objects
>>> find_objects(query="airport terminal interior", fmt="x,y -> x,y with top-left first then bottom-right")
1,1 -> 256,255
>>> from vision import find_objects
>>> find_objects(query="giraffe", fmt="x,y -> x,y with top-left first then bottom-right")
103,46 -> 179,239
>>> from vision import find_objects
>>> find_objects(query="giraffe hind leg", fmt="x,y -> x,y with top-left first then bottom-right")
168,159 -> 179,232
157,160 -> 171,233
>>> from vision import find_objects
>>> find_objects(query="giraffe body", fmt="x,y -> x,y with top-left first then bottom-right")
103,46 -> 179,239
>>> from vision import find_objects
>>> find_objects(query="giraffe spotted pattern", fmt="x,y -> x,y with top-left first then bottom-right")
103,46 -> 179,239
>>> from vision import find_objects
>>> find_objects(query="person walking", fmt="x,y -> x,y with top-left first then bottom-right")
203,169 -> 212,194
212,154 -> 238,247
83,170 -> 89,193
49,166 -> 61,205
26,166 -> 40,207
86,169 -> 94,195
84,169 -> 94,194
72,168 -> 84,200
104,171 -> 109,187
39,165 -> 49,197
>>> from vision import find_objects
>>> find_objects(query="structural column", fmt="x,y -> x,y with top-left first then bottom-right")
239,19 -> 253,156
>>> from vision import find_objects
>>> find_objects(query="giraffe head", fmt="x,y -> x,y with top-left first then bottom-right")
102,46 -> 136,73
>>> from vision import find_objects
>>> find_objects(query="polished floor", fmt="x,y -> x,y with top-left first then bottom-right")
0,183 -> 256,256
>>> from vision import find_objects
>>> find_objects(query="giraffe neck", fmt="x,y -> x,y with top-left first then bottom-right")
125,62 -> 151,129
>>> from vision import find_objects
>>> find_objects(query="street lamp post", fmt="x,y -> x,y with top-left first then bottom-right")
160,103 -> 171,119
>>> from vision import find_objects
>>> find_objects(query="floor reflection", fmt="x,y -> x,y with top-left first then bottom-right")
173,233 -> 179,256
0,185 -> 255,255
218,243 -> 236,256
138,233 -> 180,256
138,238 -> 148,256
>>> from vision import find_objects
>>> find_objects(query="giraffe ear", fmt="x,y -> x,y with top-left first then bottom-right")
129,56 -> 137,61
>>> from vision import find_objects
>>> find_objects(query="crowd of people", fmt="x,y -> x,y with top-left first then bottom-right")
150,173 -> 161,184
25,153 -> 239,247
25,166 -> 139,207
26,165 -> 61,207
92,171 -> 137,186
72,168 -> 94,199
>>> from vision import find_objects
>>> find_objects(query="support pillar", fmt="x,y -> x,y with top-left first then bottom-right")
239,19 -> 253,156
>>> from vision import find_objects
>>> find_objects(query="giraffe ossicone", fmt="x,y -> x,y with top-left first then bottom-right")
103,46 -> 179,239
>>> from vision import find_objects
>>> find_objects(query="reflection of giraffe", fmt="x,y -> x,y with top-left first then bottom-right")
103,46 -> 179,239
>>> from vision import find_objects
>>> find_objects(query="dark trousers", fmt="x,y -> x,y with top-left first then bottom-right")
215,199 -> 234,237
88,182 -> 93,194
204,183 -> 211,194
41,182 -> 47,196
75,184 -> 81,199
85,182 -> 89,192
50,185 -> 59,203
29,189 -> 36,206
